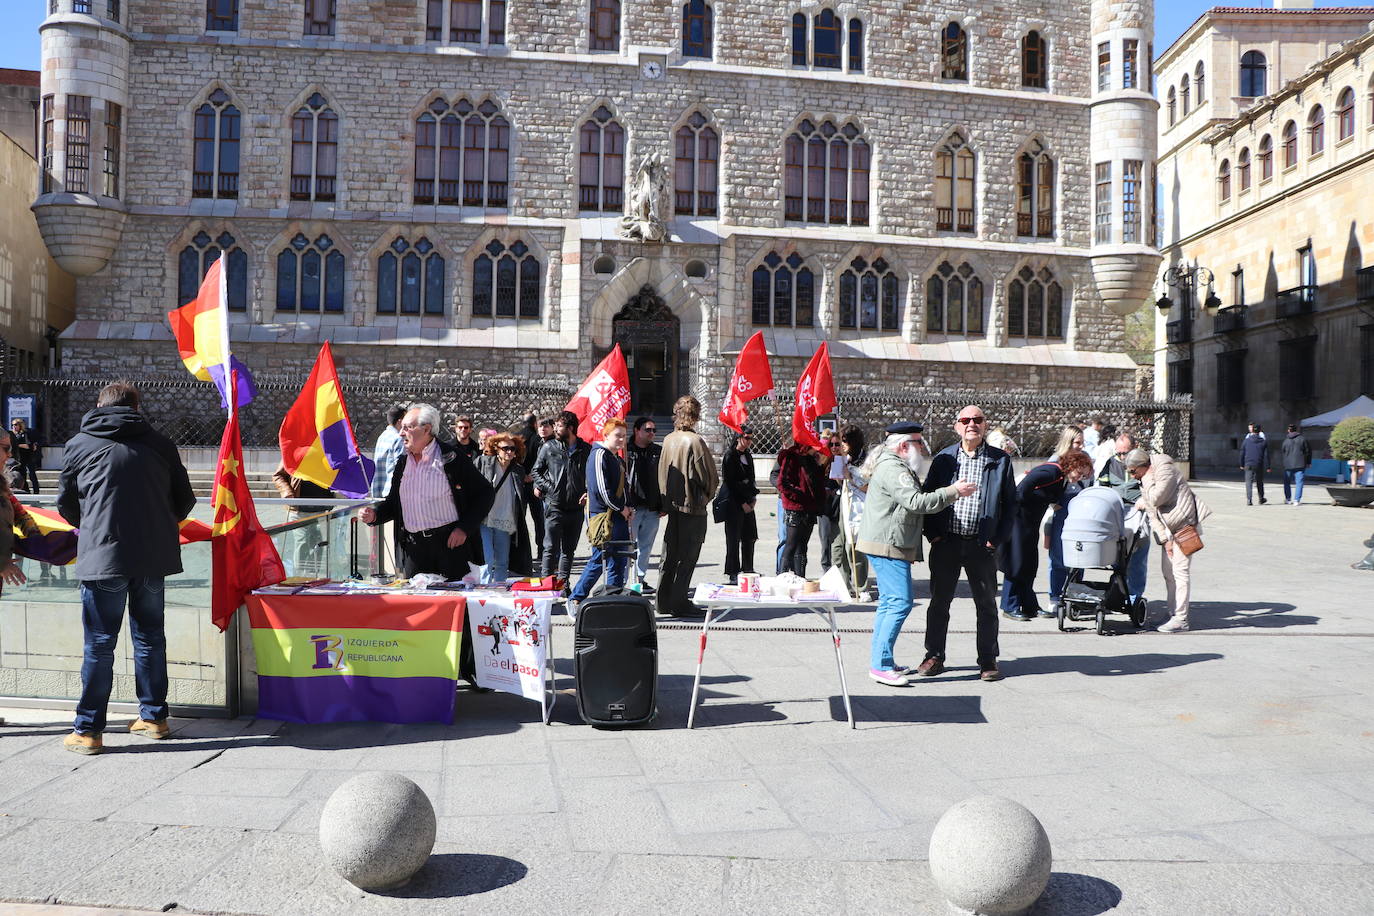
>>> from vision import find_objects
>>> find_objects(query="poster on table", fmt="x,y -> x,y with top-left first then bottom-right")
471,593 -> 553,701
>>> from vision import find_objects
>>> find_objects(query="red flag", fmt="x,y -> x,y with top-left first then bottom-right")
211,408 -> 286,631
791,343 -> 837,455
566,344 -> 632,443
718,331 -> 774,433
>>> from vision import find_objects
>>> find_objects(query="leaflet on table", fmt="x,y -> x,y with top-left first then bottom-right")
694,583 -> 846,604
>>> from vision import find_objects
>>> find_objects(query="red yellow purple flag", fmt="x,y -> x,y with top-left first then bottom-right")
167,258 -> 257,409
279,342 -> 374,499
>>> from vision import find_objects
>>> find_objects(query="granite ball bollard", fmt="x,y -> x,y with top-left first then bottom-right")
319,773 -> 436,891
928,795 -> 1052,916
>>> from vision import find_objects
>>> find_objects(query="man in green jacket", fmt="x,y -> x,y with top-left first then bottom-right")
856,422 -> 975,687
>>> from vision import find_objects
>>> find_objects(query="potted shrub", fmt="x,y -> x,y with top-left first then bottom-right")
1326,416 -> 1374,507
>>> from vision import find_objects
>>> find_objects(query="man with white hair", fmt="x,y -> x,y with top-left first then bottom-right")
855,422 -> 974,687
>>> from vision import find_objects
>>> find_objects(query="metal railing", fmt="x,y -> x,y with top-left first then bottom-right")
1357,266 -> 1374,302
1166,318 -> 1192,343
1276,285 -> 1317,318
1214,307 -> 1246,333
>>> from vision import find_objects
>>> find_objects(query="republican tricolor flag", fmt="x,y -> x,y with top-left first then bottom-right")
167,258 -> 257,410
719,331 -> 774,433
279,342 -> 375,499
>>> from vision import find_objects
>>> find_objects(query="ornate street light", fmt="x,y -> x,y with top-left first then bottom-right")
1157,265 -> 1221,315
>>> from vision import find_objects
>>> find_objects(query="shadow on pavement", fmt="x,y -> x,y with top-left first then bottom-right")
1029,872 -> 1124,915
1186,600 -> 1312,629
1001,652 -> 1224,678
846,694 -> 986,725
384,852 -> 527,899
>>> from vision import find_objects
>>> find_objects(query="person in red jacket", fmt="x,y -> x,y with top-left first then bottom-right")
776,440 -> 827,577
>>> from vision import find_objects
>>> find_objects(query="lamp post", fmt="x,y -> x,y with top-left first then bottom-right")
1156,264 -> 1221,479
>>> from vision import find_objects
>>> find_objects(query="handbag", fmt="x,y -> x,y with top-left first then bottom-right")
712,486 -> 729,523
1173,524 -> 1203,556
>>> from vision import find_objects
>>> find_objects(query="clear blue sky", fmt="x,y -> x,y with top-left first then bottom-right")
2,3 -> 1372,81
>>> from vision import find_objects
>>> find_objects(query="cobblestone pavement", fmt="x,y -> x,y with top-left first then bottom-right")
2,480 -> 1372,914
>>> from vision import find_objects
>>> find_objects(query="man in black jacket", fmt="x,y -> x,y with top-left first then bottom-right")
919,405 -> 1018,682
360,402 -> 494,684
57,382 -> 196,754
626,416 -> 664,593
1280,424 -> 1311,506
531,410 -> 590,590
1239,423 -> 1270,506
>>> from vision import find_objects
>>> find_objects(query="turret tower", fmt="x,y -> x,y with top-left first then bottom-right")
1089,0 -> 1162,315
32,0 -> 130,276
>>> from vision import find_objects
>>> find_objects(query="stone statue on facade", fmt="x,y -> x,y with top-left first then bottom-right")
619,153 -> 669,243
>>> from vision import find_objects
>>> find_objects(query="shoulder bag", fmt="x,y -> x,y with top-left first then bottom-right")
1173,524 -> 1203,556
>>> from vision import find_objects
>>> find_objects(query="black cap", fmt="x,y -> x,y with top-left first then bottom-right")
886,421 -> 924,435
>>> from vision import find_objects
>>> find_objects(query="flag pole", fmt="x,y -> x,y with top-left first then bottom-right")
217,258 -> 234,420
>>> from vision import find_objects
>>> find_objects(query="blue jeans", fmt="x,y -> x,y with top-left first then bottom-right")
479,525 -> 512,584
1128,536 -> 1149,604
631,509 -> 661,582
1048,508 -> 1068,603
867,554 -> 914,671
74,576 -> 168,734
571,515 -> 629,600
1283,469 -> 1306,503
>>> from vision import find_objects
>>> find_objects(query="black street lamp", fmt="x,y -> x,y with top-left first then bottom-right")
1156,265 -> 1222,315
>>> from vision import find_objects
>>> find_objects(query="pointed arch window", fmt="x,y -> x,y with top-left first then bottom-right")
579,105 -> 625,212
674,112 -> 718,216
1021,31 -> 1047,89
1308,105 -> 1325,155
589,0 -> 620,52
276,233 -> 345,314
751,252 -> 814,328
838,256 -> 900,331
290,93 -> 338,202
178,230 -> 248,312
1007,266 -> 1064,341
413,97 -> 509,208
1217,159 -> 1231,203
192,89 -> 240,199
925,262 -> 984,336
1282,120 -> 1298,168
682,1 -> 712,58
304,0 -> 335,36
1240,50 -> 1266,98
942,22 -> 968,81
1258,134 -> 1273,181
206,0 -> 238,31
377,236 -> 445,316
1194,61 -> 1205,103
1337,87 -> 1355,141
1017,142 -> 1054,238
473,239 -> 541,319
426,0 -> 507,44
935,133 -> 975,233
1180,75 -> 1190,116
1167,87 -> 1176,126
790,10 -> 863,72
1237,147 -> 1251,191
783,118 -> 869,226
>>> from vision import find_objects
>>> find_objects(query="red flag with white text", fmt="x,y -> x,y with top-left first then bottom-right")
791,343 -> 837,455
211,408 -> 286,631
719,331 -> 774,432
566,344 -> 633,443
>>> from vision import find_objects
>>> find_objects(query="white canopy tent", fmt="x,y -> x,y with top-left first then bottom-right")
1301,395 -> 1374,428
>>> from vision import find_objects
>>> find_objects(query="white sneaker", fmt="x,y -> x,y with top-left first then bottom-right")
869,668 -> 910,687
1157,617 -> 1189,633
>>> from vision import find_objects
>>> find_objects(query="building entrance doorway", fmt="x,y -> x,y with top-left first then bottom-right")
612,285 -> 680,419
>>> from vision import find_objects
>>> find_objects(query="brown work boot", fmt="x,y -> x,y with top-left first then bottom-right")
129,718 -> 171,740
63,732 -> 103,755
915,657 -> 945,677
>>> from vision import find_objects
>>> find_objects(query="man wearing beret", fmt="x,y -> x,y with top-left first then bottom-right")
855,422 -> 975,687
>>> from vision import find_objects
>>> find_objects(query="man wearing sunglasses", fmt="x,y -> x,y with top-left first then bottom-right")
919,406 -> 1018,682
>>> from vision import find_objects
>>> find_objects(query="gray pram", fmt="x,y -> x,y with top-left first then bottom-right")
1058,487 -> 1150,634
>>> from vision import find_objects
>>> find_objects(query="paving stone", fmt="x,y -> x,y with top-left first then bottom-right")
657,778 -> 792,834
0,819 -> 154,901
55,825 -> 252,911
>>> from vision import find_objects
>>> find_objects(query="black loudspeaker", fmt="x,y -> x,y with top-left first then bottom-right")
574,593 -> 657,726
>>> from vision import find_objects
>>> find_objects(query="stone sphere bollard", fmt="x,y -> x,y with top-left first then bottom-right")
928,795 -> 1052,916
319,772 -> 436,891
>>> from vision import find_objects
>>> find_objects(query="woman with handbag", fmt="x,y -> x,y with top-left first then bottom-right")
1127,449 -> 1211,632
475,432 -> 528,585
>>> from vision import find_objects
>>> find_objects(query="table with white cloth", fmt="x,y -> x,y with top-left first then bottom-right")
687,584 -> 855,729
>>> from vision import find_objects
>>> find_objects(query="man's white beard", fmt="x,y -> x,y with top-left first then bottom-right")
904,448 -> 927,476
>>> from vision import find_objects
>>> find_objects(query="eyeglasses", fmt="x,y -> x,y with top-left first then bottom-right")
957,417 -> 986,425
642,427 -> 656,433
498,445 -> 516,452
456,425 -> 471,430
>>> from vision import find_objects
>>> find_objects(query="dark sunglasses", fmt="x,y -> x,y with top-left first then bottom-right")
957,417 -> 986,425
642,427 -> 656,433
498,445 -> 516,452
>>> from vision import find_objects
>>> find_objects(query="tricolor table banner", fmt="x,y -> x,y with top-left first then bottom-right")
470,593 -> 554,702
245,593 -> 465,725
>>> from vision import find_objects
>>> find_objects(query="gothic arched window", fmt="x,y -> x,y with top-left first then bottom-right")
579,105 -> 625,213
790,9 -> 862,72
838,256 -> 900,331
925,262 -> 984,336
473,239 -> 541,319
413,97 -> 509,208
1017,142 -> 1054,238
178,230 -> 248,312
276,232 -> 345,314
290,93 -> 338,202
1240,50 -> 1266,98
1006,265 -> 1064,341
192,88 -> 240,199
941,22 -> 968,81
935,133 -> 975,233
783,118 -> 869,226
751,251 -> 814,328
377,236 -> 445,315
682,0 -> 712,58
1021,31 -> 1047,88
674,112 -> 718,216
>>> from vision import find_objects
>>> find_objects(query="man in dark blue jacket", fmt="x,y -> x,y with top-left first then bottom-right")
57,382 -> 196,754
919,405 -> 1018,681
1239,423 -> 1269,505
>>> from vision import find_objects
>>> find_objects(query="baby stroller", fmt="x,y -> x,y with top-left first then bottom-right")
1057,487 -> 1150,635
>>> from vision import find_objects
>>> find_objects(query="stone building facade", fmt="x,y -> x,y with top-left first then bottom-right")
1154,2 -> 1374,468
34,0 -> 1160,442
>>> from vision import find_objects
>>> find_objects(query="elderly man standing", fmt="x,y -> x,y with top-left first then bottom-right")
657,395 -> 718,618
57,382 -> 196,754
919,405 -> 1018,682
856,422 -> 973,687
361,403 -> 494,682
